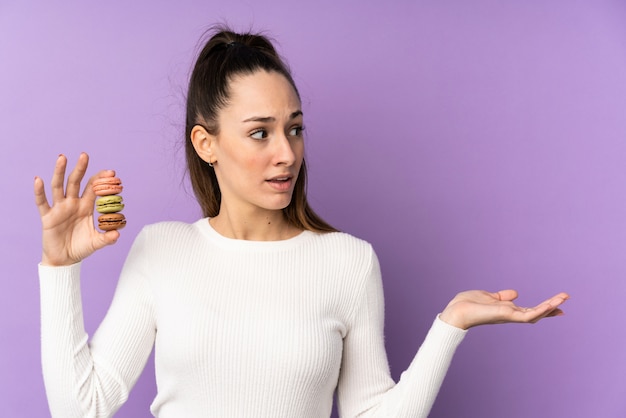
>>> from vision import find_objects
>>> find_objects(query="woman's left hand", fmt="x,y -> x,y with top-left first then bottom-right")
439,289 -> 569,330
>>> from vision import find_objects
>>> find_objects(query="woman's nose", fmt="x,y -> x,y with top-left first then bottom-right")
273,134 -> 297,166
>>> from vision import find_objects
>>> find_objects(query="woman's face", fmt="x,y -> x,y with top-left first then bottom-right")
210,70 -> 304,216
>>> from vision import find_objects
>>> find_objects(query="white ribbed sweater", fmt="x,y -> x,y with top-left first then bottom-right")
39,218 -> 466,417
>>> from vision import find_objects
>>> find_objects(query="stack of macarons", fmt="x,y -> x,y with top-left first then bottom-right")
92,176 -> 127,231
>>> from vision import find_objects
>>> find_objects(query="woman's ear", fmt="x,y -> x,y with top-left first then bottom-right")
190,125 -> 216,164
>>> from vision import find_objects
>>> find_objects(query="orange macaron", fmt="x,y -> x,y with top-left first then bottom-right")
92,177 -> 123,196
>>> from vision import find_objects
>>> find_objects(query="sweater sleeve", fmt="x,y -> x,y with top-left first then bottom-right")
336,250 -> 466,418
39,231 -> 156,418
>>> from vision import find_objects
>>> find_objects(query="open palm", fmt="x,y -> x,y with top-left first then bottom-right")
34,153 -> 120,266
440,289 -> 569,330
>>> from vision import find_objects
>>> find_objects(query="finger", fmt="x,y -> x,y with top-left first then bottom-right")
550,292 -> 570,302
50,154 -> 68,203
34,176 -> 51,217
502,307 -> 546,324
65,152 -> 90,198
516,297 -> 567,322
527,307 -> 565,324
95,229 -> 121,249
536,293 -> 569,311
544,308 -> 564,318
495,289 -> 519,302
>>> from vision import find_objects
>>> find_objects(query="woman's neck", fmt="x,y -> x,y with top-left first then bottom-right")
209,209 -> 301,241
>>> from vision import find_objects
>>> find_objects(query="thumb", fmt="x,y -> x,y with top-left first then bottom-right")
495,289 -> 519,302
94,230 -> 121,250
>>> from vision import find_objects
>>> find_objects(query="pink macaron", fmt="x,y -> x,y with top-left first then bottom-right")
92,177 -> 123,196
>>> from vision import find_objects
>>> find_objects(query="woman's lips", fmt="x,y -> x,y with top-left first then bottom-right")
266,176 -> 293,191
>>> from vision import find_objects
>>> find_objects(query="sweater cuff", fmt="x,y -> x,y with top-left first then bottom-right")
39,262 -> 83,302
38,261 -> 82,279
432,314 -> 468,346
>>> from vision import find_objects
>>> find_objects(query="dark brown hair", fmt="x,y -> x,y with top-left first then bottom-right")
185,26 -> 337,233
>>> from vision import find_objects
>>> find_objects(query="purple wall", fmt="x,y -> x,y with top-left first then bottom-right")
2,1 -> 625,416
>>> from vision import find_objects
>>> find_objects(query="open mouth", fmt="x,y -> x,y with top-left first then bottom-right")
268,177 -> 290,183
266,176 -> 294,191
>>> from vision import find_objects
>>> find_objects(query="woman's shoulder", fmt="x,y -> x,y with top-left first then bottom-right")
309,231 -> 379,289
312,230 -> 375,256
138,218 -> 206,241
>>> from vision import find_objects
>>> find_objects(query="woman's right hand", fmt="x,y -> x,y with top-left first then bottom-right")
34,152 -> 121,266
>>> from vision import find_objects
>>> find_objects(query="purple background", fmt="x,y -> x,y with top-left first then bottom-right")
2,1 -> 626,417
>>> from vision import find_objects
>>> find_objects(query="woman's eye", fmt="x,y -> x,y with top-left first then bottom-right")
250,129 -> 268,140
289,126 -> 304,137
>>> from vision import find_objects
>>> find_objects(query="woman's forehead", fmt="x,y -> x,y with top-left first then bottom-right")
224,71 -> 301,118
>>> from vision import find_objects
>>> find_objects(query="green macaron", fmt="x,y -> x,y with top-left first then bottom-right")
95,195 -> 125,214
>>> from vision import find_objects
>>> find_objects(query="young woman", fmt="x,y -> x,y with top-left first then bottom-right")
34,27 -> 568,418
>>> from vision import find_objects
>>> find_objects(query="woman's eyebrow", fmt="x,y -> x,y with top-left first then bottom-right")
242,110 -> 303,123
